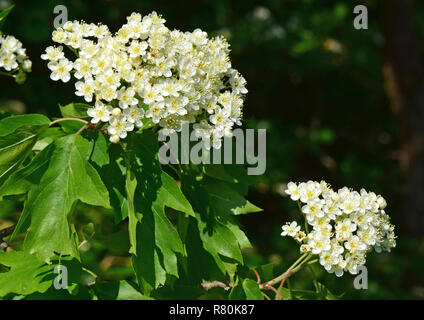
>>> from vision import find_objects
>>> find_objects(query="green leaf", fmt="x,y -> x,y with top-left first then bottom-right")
203,164 -> 256,196
13,134 -> 110,262
90,131 -> 109,166
127,131 -> 194,295
153,284 -> 204,300
202,178 -> 262,215
0,252 -> 82,298
59,102 -> 91,119
0,114 -> 50,186
0,251 -> 53,297
313,281 -> 342,300
126,165 -> 137,255
0,109 -> 11,120
0,5 -> 14,29
242,279 -> 264,300
229,279 -> 245,300
32,127 -> 66,152
93,280 -> 153,300
56,103 -> 91,133
181,175 -> 250,280
0,143 -> 53,197
97,144 -> 128,223
82,222 -> 95,241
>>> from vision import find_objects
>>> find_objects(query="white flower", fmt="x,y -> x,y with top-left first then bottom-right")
165,96 -> 189,116
123,106 -> 144,127
73,58 -> 92,79
108,115 -> 134,139
87,101 -> 113,123
344,235 -> 366,253
281,221 -> 300,237
48,58 -> 73,82
335,219 -> 356,241
319,251 -> 338,271
294,231 -> 306,242
41,46 -> 64,61
308,234 -> 331,255
302,199 -> 325,223
142,83 -> 163,104
285,182 -> 300,201
75,77 -> 95,102
300,244 -> 311,254
128,40 -> 148,58
118,87 -> 138,109
299,181 -> 321,203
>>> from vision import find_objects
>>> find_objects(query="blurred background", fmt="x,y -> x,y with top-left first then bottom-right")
1,0 -> 424,299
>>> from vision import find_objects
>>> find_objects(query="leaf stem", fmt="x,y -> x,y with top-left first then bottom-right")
76,124 -> 89,135
0,71 -> 14,78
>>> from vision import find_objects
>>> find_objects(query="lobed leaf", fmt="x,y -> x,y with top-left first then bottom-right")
0,114 -> 50,186
13,134 -> 110,262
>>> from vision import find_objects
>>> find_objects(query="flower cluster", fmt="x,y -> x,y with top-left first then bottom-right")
0,34 -> 32,83
42,12 -> 247,146
282,180 -> 396,277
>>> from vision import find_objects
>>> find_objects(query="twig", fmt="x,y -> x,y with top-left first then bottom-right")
0,225 -> 16,252
276,270 -> 292,300
49,117 -> 89,126
262,284 -> 281,300
261,292 -> 272,300
252,268 -> 261,284
260,253 -> 311,289
201,281 -> 233,291
0,225 -> 15,239
76,124 -> 89,135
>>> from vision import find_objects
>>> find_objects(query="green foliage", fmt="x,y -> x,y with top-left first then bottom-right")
0,251 -> 82,297
0,113 -> 264,300
1,0 -> 419,300
0,114 -> 50,185
0,5 -> 14,30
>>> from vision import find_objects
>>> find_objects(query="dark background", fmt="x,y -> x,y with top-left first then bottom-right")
1,0 -> 424,299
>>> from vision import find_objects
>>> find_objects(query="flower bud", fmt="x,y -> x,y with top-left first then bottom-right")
109,134 -> 120,143
112,108 -> 122,117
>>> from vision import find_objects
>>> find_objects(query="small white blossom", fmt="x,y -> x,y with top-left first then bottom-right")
281,221 -> 300,237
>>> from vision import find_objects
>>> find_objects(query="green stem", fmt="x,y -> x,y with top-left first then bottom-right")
0,71 -> 14,78
260,253 -> 310,289
298,200 -> 309,233
286,278 -> 293,300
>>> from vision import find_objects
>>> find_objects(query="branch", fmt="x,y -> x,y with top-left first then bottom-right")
0,225 -> 16,252
259,253 -> 313,289
0,225 -> 15,239
49,117 -> 89,126
201,281 -> 233,291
